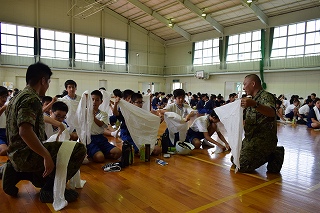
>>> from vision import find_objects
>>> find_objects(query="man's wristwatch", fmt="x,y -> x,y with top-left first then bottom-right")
253,102 -> 260,108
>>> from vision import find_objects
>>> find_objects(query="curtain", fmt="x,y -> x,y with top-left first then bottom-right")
260,29 -> 266,89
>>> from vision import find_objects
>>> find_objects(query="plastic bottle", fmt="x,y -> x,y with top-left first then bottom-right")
140,144 -> 145,162
145,144 -> 150,162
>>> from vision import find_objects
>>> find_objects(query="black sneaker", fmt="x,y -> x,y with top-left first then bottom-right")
1,160 -> 19,197
267,146 -> 285,173
40,188 -> 79,203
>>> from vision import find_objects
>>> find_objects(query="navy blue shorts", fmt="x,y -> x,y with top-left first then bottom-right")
87,134 -> 116,158
0,128 -> 7,145
185,128 -> 204,143
285,111 -> 294,119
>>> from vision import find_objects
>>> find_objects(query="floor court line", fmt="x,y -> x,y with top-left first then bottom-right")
188,155 -> 267,181
186,177 -> 282,213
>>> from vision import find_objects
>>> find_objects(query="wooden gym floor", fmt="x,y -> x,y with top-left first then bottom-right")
1,121 -> 320,212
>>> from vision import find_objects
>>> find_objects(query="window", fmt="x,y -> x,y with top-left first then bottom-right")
227,31 -> 261,62
1,23 -> 34,56
172,82 -> 182,91
75,34 -> 100,62
272,19 -> 320,58
193,38 -> 219,66
41,29 -> 69,59
105,39 -> 126,65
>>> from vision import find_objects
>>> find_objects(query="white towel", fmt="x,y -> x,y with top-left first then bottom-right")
163,112 -> 188,144
314,106 -> 320,121
99,90 -> 113,116
46,131 -> 86,211
214,99 -> 243,172
118,99 -> 160,151
53,141 -> 77,211
75,91 -> 93,145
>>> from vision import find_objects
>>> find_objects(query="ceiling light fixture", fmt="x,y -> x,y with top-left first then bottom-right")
201,9 -> 207,17
168,19 -> 174,28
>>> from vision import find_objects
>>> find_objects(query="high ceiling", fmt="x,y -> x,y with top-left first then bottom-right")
75,0 -> 320,44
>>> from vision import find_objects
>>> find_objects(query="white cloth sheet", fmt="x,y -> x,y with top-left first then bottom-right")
163,112 -> 188,143
214,99 -> 243,172
118,99 -> 160,151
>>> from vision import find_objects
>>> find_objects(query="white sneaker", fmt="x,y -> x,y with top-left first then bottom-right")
202,139 -> 215,147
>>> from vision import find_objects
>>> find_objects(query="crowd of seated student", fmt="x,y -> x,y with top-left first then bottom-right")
274,93 -> 319,129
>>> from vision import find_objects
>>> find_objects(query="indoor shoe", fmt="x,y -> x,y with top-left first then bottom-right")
102,162 -> 121,172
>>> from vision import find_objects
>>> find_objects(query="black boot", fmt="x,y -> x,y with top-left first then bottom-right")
267,146 -> 285,173
1,160 -> 19,197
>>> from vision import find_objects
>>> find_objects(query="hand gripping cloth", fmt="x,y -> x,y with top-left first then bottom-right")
99,90 -> 113,116
118,99 -> 160,152
214,99 -> 243,172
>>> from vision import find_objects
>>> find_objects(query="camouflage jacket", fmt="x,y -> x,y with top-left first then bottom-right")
244,89 -> 277,143
6,86 -> 45,163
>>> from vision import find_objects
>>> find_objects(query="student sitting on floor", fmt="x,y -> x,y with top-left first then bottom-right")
87,90 -> 121,162
185,110 -> 230,152
307,98 -> 320,129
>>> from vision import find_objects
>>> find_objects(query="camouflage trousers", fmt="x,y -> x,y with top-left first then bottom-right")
238,137 -> 278,173
9,142 -> 86,187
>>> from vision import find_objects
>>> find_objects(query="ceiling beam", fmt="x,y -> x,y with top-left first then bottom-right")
178,0 -> 224,34
127,0 -> 191,40
242,0 -> 268,25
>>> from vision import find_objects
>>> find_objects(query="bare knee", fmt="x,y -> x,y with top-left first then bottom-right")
92,151 -> 105,163
192,138 -> 201,149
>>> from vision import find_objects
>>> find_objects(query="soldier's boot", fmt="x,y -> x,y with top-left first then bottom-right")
2,160 -> 19,197
267,146 -> 285,173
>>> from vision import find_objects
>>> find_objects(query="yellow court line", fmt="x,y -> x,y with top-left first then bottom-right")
188,156 -> 267,181
187,177 -> 282,213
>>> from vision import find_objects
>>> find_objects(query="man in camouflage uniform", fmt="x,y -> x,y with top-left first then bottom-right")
238,74 -> 284,173
2,62 -> 86,203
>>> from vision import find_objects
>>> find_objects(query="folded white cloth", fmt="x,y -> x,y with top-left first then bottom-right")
214,99 -> 243,172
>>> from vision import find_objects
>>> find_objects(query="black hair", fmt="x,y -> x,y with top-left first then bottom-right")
42,96 -> 53,104
276,99 -> 282,106
123,89 -> 135,100
131,93 -> 143,102
51,101 -> 68,113
210,110 -> 219,120
26,62 -> 52,86
0,86 -> 8,96
64,80 -> 77,89
99,87 -> 106,91
245,74 -> 262,86
173,89 -> 185,98
311,93 -> 316,97
113,89 -> 122,98
305,99 -> 313,104
91,90 -> 103,100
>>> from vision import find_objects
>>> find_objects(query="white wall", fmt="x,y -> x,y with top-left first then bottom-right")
0,66 -> 166,97
165,70 -> 320,99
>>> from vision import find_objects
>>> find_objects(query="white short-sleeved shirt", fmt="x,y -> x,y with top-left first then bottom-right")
285,104 -> 296,115
189,115 -> 220,133
298,104 -> 310,116
91,110 -> 109,135
45,121 -> 69,139
164,103 -> 193,118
